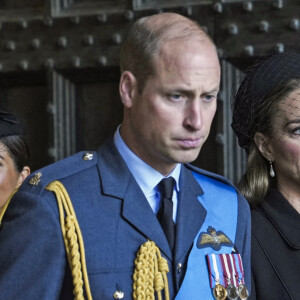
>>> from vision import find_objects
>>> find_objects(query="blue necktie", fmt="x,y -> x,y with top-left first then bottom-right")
157,177 -> 175,251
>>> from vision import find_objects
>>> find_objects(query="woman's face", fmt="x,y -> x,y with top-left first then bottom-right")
265,88 -> 300,198
0,142 -> 22,209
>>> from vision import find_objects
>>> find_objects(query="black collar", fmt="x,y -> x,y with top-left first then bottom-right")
258,189 -> 300,249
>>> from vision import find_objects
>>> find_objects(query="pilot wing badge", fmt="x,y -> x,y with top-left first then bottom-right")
197,226 -> 233,251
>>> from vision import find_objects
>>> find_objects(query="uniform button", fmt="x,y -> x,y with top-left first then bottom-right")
83,152 -> 93,160
113,290 -> 124,299
177,263 -> 182,273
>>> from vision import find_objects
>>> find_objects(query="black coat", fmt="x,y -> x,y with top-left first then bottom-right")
250,189 -> 300,300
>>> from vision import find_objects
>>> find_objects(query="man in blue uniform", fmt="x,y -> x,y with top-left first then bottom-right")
0,13 -> 251,299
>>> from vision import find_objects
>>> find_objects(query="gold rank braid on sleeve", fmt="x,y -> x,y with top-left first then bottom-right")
46,181 -> 93,300
133,240 -> 170,300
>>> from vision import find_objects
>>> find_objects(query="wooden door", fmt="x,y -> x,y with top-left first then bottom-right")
1,0 -> 299,183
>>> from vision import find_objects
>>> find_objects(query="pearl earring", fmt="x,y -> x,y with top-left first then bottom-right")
269,161 -> 275,178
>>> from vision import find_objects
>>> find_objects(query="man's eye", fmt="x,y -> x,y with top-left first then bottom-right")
291,127 -> 300,135
169,94 -> 183,101
203,95 -> 215,102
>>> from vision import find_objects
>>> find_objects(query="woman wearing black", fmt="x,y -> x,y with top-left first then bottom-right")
0,110 -> 30,214
232,52 -> 300,300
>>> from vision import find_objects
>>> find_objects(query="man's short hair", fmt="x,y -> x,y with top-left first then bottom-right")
120,13 -> 212,93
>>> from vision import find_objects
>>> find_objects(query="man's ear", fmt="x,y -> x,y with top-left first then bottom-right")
16,166 -> 31,188
254,132 -> 274,161
119,71 -> 138,108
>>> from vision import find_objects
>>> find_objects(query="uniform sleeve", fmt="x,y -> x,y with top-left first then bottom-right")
0,190 -> 67,300
235,193 -> 252,295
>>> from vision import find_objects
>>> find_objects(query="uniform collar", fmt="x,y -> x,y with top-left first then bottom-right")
113,126 -> 181,195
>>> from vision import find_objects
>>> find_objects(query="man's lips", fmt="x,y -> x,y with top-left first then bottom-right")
176,138 -> 202,148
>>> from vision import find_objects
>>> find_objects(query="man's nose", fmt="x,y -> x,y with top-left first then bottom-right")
183,100 -> 202,131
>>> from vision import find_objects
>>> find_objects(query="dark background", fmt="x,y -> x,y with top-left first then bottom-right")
0,0 -> 299,184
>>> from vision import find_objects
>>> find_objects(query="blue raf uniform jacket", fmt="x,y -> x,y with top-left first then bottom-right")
0,138 -> 251,299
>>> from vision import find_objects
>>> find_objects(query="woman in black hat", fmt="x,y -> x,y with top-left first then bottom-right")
232,51 -> 300,300
0,110 -> 30,213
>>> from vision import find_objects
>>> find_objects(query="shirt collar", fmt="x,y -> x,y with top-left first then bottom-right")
114,126 -> 181,194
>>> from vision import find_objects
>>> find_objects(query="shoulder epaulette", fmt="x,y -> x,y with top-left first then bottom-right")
20,151 -> 97,195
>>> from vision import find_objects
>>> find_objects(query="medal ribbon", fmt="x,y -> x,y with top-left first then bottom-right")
233,253 -> 245,285
220,254 -> 232,287
227,254 -> 239,287
206,254 -> 226,288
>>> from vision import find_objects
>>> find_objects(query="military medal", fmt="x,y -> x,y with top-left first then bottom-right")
237,284 -> 249,300
220,253 -> 249,300
206,251 -> 248,300
213,283 -> 227,300
226,284 -> 238,300
206,254 -> 227,300
219,254 -> 238,300
233,254 -> 249,300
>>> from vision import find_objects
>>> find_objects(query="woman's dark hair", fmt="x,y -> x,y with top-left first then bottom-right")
0,135 -> 30,173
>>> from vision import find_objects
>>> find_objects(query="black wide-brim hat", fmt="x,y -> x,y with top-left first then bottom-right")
0,110 -> 25,139
231,51 -> 300,149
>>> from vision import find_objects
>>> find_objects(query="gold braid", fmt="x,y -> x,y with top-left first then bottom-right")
1,185 -> 170,300
133,240 -> 170,300
46,181 -> 93,300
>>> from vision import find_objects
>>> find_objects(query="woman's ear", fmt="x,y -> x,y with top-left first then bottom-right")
254,132 -> 274,161
17,166 -> 31,188
119,71 -> 138,108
